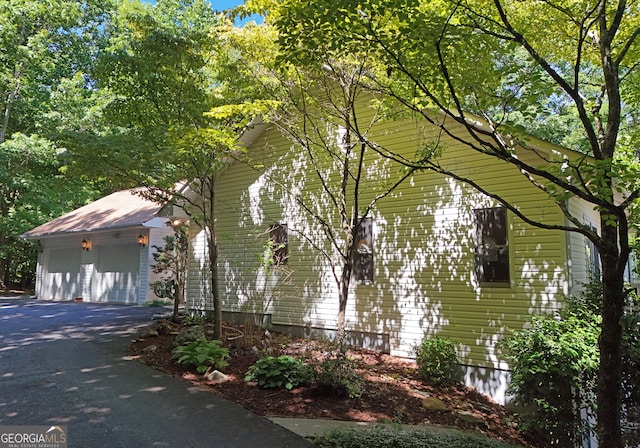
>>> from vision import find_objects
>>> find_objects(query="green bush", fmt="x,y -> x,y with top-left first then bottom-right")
171,338 -> 229,373
413,336 -> 462,385
313,352 -> 364,399
182,313 -> 205,326
317,425 -> 516,448
499,281 -> 640,447
245,355 -> 313,390
143,299 -> 172,307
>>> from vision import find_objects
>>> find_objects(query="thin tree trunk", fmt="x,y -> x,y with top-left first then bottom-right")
336,260 -> 352,343
205,176 -> 221,339
1,65 -> 22,144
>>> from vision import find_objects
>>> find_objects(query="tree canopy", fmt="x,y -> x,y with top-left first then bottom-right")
258,0 -> 640,446
0,0 -> 112,288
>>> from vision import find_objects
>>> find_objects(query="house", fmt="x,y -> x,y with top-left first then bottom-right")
184,100 -> 634,404
21,188 -> 182,305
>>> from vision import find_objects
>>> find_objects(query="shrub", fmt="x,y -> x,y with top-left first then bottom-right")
317,425 -> 515,448
182,313 -> 205,327
143,299 -> 173,307
245,355 -> 313,390
413,336 -> 462,385
499,282 -> 640,447
171,338 -> 229,373
313,351 -> 364,399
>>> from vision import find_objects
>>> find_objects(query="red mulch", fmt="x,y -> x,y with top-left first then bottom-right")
128,319 -> 535,447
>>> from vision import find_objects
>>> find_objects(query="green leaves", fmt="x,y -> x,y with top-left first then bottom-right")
171,338 -> 230,373
245,355 -> 313,390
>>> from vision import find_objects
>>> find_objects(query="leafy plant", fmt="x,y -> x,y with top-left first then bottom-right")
499,281 -> 640,447
182,313 -> 206,327
312,351 -> 365,399
413,336 -> 462,386
143,299 -> 172,307
171,338 -> 229,374
245,355 -> 312,390
317,425 -> 515,448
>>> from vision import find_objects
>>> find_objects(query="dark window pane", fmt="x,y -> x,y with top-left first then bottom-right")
474,208 -> 509,284
353,217 -> 374,284
269,223 -> 288,265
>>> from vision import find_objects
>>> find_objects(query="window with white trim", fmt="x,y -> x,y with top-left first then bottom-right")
474,207 -> 510,285
353,216 -> 374,284
269,223 -> 288,266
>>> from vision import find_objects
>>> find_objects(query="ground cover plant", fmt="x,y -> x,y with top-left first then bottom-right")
130,319 -> 535,447
317,425 -> 521,448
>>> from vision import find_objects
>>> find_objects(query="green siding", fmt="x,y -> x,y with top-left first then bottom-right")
186,110 -> 575,370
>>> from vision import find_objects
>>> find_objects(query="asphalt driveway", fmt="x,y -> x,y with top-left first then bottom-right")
0,298 -> 312,447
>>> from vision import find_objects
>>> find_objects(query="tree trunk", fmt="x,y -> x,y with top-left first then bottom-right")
336,260 -> 352,343
596,225 -> 625,448
204,177 -> 222,339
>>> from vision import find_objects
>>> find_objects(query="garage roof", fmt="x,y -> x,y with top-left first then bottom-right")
21,188 -> 168,238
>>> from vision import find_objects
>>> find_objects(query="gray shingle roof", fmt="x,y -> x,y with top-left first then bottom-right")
21,188 -> 165,238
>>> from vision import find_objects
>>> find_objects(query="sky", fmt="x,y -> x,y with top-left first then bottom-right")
144,0 -> 263,25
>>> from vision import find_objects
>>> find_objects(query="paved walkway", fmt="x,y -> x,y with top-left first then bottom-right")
0,299 -> 311,447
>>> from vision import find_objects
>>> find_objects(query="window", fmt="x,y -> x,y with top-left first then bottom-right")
585,226 -> 601,280
353,216 -> 374,284
269,223 -> 288,265
474,207 -> 510,285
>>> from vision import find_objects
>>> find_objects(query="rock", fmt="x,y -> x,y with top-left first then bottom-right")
142,329 -> 159,338
143,345 -> 158,354
174,325 -> 206,347
421,397 -> 449,412
206,370 -> 229,382
156,321 -> 173,336
410,389 -> 430,399
455,410 -> 485,425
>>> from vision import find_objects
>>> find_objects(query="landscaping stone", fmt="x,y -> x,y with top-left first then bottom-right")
455,410 -> 485,425
143,345 -> 158,354
206,370 -> 229,382
421,397 -> 448,412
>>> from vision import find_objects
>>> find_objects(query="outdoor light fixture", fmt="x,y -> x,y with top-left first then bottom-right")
81,238 -> 92,251
137,233 -> 148,247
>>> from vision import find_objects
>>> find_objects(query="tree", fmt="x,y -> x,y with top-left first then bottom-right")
257,58 -> 416,342
264,0 -> 640,446
151,222 -> 189,321
0,0 -> 111,288
75,0 -> 271,338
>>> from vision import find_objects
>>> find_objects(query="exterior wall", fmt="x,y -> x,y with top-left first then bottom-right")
567,197 -> 602,293
186,114 -> 574,403
35,225 -> 171,304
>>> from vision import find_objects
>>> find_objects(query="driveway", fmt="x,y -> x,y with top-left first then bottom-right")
0,298 -> 312,447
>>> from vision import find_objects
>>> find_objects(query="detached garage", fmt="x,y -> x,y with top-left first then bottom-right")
21,188 -> 182,304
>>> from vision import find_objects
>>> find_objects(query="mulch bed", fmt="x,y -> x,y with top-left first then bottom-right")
129,318 -> 534,447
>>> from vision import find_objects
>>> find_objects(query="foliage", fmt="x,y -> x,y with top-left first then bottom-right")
75,0 -> 276,339
171,338 -> 229,374
143,299 -> 172,308
317,425 -> 515,448
183,313 -> 206,327
151,222 -> 189,321
0,1 -> 109,288
267,1 -> 640,445
500,283 -> 640,447
311,350 -> 365,399
244,355 -> 313,390
413,337 -> 462,386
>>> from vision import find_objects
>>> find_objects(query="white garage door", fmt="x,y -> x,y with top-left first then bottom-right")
91,245 -> 140,303
42,248 -> 82,300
